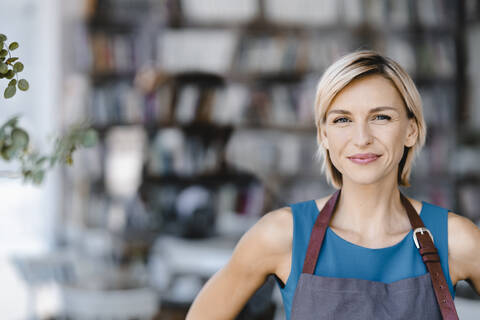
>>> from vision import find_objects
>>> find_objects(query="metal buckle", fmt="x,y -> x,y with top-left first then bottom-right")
412,227 -> 434,249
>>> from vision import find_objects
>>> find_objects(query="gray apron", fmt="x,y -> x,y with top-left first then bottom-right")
290,191 -> 451,319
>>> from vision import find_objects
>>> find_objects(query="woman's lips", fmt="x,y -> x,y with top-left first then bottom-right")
348,153 -> 381,164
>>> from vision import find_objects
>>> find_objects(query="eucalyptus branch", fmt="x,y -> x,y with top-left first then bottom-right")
0,33 -> 28,97
0,33 -> 98,185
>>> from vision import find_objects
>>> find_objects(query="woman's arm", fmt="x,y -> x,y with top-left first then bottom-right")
186,207 -> 293,320
448,212 -> 480,294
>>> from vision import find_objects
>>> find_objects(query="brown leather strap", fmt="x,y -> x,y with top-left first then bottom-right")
302,189 -> 340,274
400,193 -> 459,320
302,190 -> 459,319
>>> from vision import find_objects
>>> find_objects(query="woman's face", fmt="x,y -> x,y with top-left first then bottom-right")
321,74 -> 418,186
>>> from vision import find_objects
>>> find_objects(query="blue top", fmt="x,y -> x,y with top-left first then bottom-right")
275,198 -> 456,319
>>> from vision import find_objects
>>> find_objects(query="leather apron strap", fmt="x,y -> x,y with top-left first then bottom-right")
302,190 -> 459,320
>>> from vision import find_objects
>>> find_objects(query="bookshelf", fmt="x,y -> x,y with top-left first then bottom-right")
61,0 -> 480,316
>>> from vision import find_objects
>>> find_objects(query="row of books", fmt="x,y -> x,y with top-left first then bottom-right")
266,0 -> 453,28
180,0 -> 454,28
147,128 -> 225,176
466,25 -> 480,132
87,79 -> 317,127
450,146 -> 480,177
86,25 -> 457,78
419,84 -> 456,128
89,32 -> 138,74
225,129 -> 320,178
87,79 -> 456,130
157,30 -> 457,78
90,0 -> 151,25
457,183 -> 480,223
89,0 -> 455,29
413,130 -> 455,178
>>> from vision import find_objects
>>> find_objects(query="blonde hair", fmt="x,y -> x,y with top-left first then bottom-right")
314,50 -> 426,189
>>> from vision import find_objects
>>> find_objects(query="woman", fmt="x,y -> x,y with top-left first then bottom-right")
186,50 -> 480,319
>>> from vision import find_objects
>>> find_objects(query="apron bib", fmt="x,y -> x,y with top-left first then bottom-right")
289,190 -> 458,320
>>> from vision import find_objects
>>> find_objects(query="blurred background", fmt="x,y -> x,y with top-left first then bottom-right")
1,0 -> 480,319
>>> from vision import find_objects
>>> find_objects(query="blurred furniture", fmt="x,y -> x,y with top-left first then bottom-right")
61,285 -> 157,319
12,251 -> 75,320
12,249 -> 159,319
454,297 -> 480,320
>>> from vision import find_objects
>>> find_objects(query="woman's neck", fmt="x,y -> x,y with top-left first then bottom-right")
332,176 -> 408,237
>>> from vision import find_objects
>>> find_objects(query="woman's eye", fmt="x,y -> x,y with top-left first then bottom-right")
333,117 -> 350,123
374,114 -> 391,121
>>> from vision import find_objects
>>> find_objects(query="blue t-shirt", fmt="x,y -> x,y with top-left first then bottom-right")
275,199 -> 456,319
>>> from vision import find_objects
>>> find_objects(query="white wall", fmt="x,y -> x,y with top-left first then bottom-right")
0,0 -> 61,318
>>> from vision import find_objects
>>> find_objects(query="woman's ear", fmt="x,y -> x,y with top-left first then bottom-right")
320,127 -> 329,149
405,118 -> 418,147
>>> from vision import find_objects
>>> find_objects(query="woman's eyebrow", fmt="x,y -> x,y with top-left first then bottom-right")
369,106 -> 399,113
327,106 -> 398,117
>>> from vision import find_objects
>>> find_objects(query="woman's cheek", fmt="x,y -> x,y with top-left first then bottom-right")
328,144 -> 344,173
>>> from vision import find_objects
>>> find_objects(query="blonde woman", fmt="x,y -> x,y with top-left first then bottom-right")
186,50 -> 480,319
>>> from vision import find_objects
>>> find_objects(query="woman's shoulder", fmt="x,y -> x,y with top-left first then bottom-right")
238,195 -> 333,266
255,206 -> 294,253
224,206 -> 295,281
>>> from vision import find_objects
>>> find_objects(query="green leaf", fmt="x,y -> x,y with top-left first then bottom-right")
0,34 -> 6,42
2,116 -> 19,129
66,154 -> 73,165
36,156 -> 48,166
18,79 -> 29,91
11,128 -> 29,150
4,85 -> 16,98
81,129 -> 98,147
8,42 -> 18,51
8,79 -> 16,86
13,62 -> 23,72
0,63 -> 7,74
0,41 -> 3,49
22,169 -> 32,179
32,170 -> 45,185
1,145 -> 14,161
6,57 -> 18,64
5,70 -> 14,79
1,143 -> 21,161
6,143 -> 22,157
0,49 -> 7,58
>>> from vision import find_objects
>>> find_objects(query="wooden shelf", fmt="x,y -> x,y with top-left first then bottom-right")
92,122 -> 316,136
143,170 -> 257,186
74,0 -> 468,235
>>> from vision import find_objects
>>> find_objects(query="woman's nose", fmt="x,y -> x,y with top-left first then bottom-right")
353,122 -> 373,147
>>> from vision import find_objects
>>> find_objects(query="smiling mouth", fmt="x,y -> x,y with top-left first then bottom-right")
348,153 -> 381,164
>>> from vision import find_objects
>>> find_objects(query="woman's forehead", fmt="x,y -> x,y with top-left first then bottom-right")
326,76 -> 404,114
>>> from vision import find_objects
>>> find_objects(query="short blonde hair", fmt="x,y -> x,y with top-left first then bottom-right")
314,50 -> 426,189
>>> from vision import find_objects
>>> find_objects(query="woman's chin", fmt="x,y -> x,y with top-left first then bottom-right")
342,173 -> 391,186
